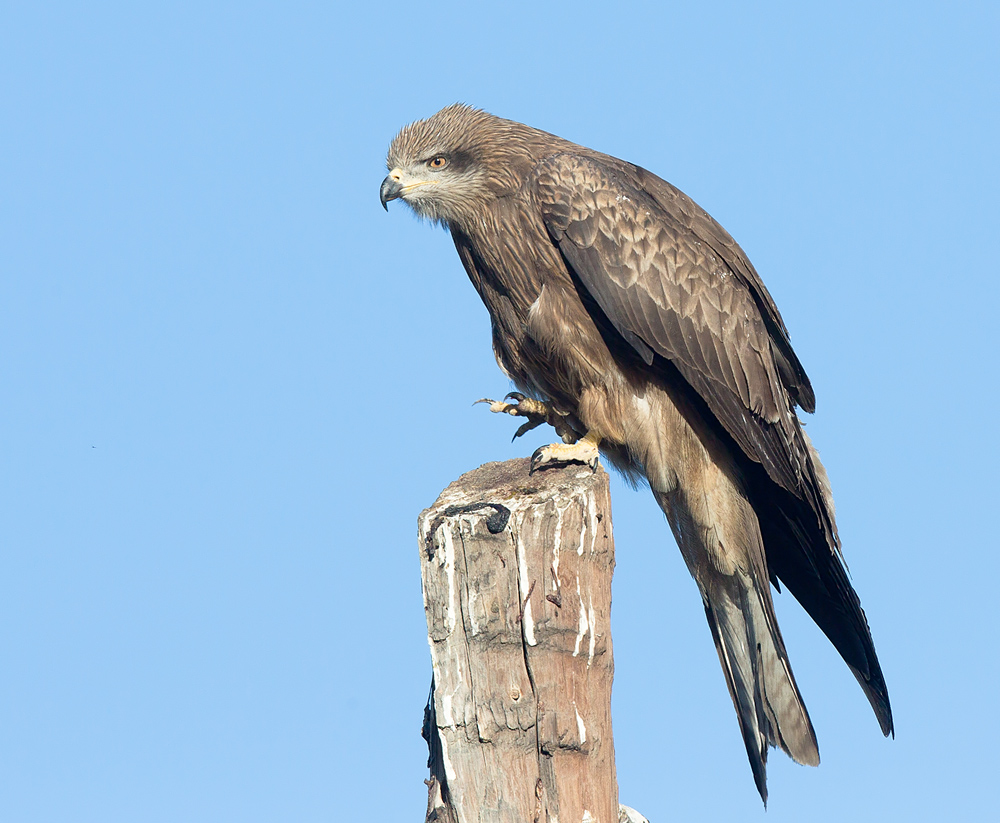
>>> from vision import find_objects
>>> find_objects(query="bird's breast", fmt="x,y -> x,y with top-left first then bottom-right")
455,214 -> 628,421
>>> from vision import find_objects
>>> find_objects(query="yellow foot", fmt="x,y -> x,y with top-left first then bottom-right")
475,392 -> 575,442
530,432 -> 602,475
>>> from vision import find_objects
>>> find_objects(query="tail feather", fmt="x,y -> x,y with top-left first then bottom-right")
702,572 -> 819,804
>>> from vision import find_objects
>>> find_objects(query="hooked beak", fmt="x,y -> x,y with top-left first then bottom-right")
380,173 -> 404,211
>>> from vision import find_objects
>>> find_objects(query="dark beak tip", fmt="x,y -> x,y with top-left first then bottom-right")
380,175 -> 403,212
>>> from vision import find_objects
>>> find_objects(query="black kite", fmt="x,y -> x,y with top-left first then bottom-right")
381,104 -> 892,802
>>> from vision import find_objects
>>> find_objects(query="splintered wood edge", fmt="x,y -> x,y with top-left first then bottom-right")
418,458 -> 609,542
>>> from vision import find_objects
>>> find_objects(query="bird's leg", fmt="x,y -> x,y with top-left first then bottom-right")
476,393 -> 601,474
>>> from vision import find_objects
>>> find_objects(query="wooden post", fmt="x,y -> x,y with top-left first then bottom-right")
417,458 -> 630,823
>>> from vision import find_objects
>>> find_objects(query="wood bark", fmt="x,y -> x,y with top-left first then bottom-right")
417,458 -> 621,823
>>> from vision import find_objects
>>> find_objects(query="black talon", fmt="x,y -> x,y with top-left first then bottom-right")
529,446 -> 545,475
513,418 -> 544,441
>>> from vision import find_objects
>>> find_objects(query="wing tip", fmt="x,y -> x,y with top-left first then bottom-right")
851,661 -> 894,738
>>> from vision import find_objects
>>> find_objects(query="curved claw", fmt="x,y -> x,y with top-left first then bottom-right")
512,418 -> 544,441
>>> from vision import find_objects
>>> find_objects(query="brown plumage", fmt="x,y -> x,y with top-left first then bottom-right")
381,104 -> 892,803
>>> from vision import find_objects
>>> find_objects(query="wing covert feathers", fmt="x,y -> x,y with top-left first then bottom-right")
534,154 -> 817,501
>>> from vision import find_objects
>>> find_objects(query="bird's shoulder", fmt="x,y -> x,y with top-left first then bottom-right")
526,150 -> 815,414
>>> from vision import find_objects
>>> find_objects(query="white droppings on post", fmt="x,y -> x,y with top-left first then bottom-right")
438,733 -> 457,783
439,526 -> 458,634
428,636 -> 465,729
585,493 -> 599,556
581,811 -> 596,823
516,524 -> 538,646
441,693 -> 455,727
552,501 -> 566,591
573,576 -> 589,657
587,596 -> 596,666
575,703 -> 587,744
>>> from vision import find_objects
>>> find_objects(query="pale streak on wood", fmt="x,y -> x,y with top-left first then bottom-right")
419,459 -> 618,823
574,577 -> 589,658
515,517 -> 538,647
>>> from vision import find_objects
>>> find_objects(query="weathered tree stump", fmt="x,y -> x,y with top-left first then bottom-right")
417,458 -> 623,823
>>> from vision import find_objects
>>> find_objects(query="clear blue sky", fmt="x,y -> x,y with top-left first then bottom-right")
2,2 -> 998,820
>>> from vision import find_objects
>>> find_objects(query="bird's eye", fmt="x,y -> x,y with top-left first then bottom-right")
428,156 -> 448,169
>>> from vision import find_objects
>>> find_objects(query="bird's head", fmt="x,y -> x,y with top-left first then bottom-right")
381,104 -> 539,227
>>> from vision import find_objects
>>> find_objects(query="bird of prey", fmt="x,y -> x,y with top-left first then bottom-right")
381,104 -> 892,802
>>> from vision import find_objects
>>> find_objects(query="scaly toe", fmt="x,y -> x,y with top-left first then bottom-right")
476,394 -> 550,419
502,394 -> 551,417
529,439 -> 600,474
475,397 -> 517,414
